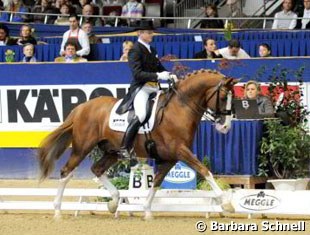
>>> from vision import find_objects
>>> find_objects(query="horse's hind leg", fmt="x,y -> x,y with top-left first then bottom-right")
143,161 -> 176,220
91,143 -> 119,214
54,149 -> 91,218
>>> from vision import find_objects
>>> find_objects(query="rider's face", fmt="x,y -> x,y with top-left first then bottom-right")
138,30 -> 154,44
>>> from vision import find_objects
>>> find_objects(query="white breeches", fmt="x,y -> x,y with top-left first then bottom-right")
134,85 -> 158,123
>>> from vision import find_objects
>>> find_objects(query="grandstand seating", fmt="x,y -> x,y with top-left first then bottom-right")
1,22 -> 310,62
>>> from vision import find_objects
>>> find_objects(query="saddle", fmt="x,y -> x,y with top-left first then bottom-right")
109,91 -> 162,134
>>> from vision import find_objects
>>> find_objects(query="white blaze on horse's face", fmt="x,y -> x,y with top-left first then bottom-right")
215,91 -> 232,134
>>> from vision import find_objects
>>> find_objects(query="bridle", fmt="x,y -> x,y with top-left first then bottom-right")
169,79 -> 232,123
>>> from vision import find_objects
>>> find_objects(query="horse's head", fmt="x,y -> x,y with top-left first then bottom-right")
202,71 -> 239,134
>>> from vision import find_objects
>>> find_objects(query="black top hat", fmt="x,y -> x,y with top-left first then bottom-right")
135,20 -> 156,31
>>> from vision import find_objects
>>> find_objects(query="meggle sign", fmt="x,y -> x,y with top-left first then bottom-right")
239,191 -> 281,211
161,162 -> 196,189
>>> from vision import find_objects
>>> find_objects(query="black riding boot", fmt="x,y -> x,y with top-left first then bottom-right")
119,116 -> 141,159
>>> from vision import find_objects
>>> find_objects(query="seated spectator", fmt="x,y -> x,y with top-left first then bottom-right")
258,43 -> 271,57
21,43 -> 37,62
59,13 -> 90,57
54,3 -> 70,25
55,41 -> 87,62
31,0 -> 58,24
272,0 -> 297,29
1,0 -> 29,22
218,39 -> 250,59
82,22 -> 100,44
194,38 -> 223,59
81,4 -> 102,26
244,80 -> 274,116
196,4 -> 224,29
295,0 -> 310,29
120,40 -> 133,61
121,0 -> 144,27
0,23 -> 16,46
16,24 -> 37,45
73,0 -> 91,14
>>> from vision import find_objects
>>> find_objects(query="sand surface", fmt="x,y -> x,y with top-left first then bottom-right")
0,180 -> 309,235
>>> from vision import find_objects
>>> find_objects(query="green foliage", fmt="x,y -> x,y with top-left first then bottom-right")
197,156 -> 231,190
224,21 -> 233,41
257,64 -> 310,179
110,176 -> 129,190
258,120 -> 310,179
197,178 -> 231,191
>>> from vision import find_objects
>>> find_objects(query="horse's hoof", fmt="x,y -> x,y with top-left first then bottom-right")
143,211 -> 153,221
221,201 -> 235,213
107,200 -> 118,213
53,210 -> 62,220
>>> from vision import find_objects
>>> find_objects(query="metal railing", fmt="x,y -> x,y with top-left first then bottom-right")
0,10 -> 309,29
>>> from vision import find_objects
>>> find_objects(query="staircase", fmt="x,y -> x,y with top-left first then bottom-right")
172,0 -> 283,29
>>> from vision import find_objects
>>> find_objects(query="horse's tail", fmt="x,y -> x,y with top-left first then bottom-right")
37,110 -> 75,181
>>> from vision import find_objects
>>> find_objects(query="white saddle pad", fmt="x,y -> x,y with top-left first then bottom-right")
109,91 -> 162,133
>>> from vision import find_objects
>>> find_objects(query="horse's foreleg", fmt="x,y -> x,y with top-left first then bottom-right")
177,145 -> 223,196
177,145 -> 234,212
54,170 -> 74,219
143,161 -> 176,220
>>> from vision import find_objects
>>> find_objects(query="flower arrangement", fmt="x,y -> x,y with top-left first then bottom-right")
257,65 -> 310,179
5,49 -> 15,62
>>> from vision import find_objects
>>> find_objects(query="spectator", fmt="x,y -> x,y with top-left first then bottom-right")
0,23 -> 16,46
258,43 -> 271,57
21,43 -> 37,62
82,22 -> 100,44
196,4 -> 224,29
218,39 -> 250,59
31,0 -> 58,24
73,0 -> 91,14
55,41 -> 87,62
244,80 -> 274,116
1,0 -> 29,22
121,0 -> 144,27
81,4 -> 102,26
194,38 -> 223,59
16,24 -> 37,45
59,14 -> 90,57
295,0 -> 310,29
54,3 -> 70,25
272,0 -> 297,29
120,40 -> 133,61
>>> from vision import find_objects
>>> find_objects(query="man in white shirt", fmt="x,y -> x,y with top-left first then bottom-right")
272,0 -> 297,29
59,14 -> 90,57
218,39 -> 250,59
296,0 -> 310,29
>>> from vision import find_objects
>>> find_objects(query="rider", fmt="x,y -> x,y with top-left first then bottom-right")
117,20 -> 172,159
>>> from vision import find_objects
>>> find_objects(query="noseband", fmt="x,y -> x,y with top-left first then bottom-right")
170,79 -> 232,123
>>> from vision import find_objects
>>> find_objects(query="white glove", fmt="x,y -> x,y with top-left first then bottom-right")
169,74 -> 178,83
157,71 -> 170,80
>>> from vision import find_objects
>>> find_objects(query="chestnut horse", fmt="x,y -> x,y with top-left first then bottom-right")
38,69 -> 238,219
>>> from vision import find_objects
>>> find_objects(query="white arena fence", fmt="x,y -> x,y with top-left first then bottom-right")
0,187 -> 310,217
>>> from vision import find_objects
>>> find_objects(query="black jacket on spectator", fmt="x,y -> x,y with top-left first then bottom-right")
295,11 -> 310,29
197,18 -> 224,29
18,36 -> 37,45
194,50 -> 223,59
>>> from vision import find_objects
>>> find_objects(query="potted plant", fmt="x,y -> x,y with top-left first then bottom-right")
258,65 -> 310,190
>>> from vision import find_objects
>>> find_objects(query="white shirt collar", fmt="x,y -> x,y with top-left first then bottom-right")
138,38 -> 151,53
